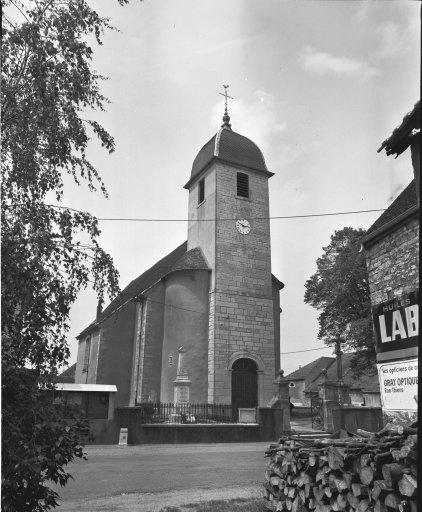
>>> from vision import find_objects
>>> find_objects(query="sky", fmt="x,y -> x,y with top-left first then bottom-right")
62,0 -> 419,375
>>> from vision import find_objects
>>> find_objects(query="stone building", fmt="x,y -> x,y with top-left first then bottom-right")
362,101 -> 419,424
286,354 -> 381,407
73,109 -> 284,414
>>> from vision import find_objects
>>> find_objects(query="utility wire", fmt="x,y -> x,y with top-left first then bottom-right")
97,208 -> 386,222
146,297 -> 207,315
84,295 -> 338,357
281,346 -> 332,355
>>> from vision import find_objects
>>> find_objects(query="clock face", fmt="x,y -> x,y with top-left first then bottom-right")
236,219 -> 251,234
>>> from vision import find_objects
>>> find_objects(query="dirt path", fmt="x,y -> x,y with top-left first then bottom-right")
57,484 -> 264,512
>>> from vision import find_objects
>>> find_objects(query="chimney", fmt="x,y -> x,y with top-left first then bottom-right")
410,133 -> 420,206
96,299 -> 103,321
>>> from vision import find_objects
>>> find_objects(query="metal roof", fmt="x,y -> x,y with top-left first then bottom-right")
185,126 -> 272,188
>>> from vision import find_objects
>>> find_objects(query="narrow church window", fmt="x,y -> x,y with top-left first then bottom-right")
82,337 -> 91,373
198,178 -> 205,204
237,172 -> 249,198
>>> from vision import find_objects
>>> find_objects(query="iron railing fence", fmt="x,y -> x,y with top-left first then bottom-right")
135,402 -> 235,424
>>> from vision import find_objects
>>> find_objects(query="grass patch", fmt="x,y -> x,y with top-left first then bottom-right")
160,497 -> 267,512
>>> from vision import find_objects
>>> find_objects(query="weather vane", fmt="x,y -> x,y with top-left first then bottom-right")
219,84 -> 234,114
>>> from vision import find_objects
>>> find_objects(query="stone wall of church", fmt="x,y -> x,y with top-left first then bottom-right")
86,331 -> 100,384
75,336 -> 87,384
210,162 -> 276,405
136,282 -> 166,403
95,301 -> 137,407
272,280 -> 281,375
215,163 -> 272,297
75,330 -> 100,384
160,270 -> 210,403
187,167 -> 216,282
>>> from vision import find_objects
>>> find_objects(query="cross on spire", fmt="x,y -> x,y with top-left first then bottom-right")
219,84 -> 234,129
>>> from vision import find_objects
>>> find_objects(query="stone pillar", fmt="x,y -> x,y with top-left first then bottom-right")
318,369 -> 351,432
268,369 -> 291,432
173,347 -> 191,404
335,340 -> 343,383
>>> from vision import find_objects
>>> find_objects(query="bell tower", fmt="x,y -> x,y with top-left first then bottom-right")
185,93 -> 282,407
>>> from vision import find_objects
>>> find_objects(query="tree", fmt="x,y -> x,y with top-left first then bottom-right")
304,227 -> 375,374
1,1 -> 126,509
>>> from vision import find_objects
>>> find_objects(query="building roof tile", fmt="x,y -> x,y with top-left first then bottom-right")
285,356 -> 335,382
77,242 -> 209,338
57,363 -> 76,383
78,241 -> 284,339
365,180 -> 418,237
286,353 -> 380,394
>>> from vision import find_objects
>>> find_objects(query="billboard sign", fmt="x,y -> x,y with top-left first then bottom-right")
372,290 -> 419,354
377,359 -> 418,412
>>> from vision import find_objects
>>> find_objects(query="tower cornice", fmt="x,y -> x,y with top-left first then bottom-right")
183,157 -> 274,190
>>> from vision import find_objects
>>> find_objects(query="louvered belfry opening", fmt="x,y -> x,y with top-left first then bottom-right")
237,172 -> 249,198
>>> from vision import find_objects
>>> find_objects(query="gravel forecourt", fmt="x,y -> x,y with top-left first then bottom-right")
54,442 -> 269,512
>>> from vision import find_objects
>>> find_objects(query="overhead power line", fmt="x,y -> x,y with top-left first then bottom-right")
281,346 -> 332,355
97,208 -> 386,222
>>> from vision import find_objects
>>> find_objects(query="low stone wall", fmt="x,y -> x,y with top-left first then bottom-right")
257,407 -> 286,440
136,424 -> 261,444
332,406 -> 383,433
84,407 -> 286,444
85,419 -> 120,444
290,406 -> 311,418
105,406 -> 285,444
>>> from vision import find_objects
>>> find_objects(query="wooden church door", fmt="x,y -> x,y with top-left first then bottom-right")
231,358 -> 258,420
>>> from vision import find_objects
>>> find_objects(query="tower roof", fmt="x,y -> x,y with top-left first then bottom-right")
184,126 -> 272,189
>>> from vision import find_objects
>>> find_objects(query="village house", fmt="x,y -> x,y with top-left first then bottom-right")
362,100 -> 419,424
286,354 -> 381,408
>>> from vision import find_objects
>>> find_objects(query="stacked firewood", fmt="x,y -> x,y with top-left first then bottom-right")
264,423 -> 417,512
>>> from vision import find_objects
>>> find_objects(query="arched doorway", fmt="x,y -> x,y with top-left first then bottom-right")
231,358 -> 258,420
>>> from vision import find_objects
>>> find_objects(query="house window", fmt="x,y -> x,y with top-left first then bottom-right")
198,178 -> 205,204
237,172 -> 249,198
82,337 -> 91,373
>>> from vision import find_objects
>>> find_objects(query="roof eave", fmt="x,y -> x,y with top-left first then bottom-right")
77,260 -> 211,340
184,156 -> 274,190
76,322 -> 99,340
362,204 -> 419,248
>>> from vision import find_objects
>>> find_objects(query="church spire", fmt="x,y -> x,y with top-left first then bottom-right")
219,84 -> 233,130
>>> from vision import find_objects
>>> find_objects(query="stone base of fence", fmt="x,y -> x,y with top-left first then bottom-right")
331,406 -> 383,433
84,406 -> 286,444
135,423 -> 261,444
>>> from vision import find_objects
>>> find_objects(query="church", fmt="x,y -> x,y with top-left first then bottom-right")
74,103 -> 284,415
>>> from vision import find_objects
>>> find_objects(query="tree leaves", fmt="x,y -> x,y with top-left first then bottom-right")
1,1 -> 124,509
304,227 -> 376,372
